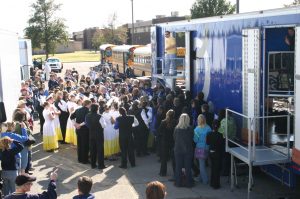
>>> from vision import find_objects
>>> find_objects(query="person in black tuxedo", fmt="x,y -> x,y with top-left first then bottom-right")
85,103 -> 107,169
70,99 -> 92,164
113,107 -> 139,169
54,91 -> 69,143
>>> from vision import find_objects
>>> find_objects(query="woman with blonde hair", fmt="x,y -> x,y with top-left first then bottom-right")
193,114 -> 211,184
173,114 -> 194,187
2,122 -> 29,178
146,181 -> 166,199
0,136 -> 24,195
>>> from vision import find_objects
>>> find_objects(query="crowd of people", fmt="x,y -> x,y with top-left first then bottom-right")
0,62 -> 237,198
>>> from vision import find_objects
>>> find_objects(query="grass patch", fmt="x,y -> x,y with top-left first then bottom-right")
33,50 -> 100,62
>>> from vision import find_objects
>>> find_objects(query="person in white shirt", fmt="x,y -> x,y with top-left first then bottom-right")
139,99 -> 152,156
44,64 -> 51,81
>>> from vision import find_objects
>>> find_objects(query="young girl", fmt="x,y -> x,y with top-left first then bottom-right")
102,104 -> 120,160
206,120 -> 225,189
47,95 -> 63,142
193,114 -> 211,184
42,102 -> 59,151
65,94 -> 78,146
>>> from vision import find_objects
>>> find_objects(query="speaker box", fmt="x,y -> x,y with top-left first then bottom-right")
0,102 -> 7,123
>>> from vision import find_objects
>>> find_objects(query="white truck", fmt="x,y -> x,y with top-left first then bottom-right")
0,29 -> 22,122
19,39 -> 33,80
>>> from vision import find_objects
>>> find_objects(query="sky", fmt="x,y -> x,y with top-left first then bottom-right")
0,0 -> 294,36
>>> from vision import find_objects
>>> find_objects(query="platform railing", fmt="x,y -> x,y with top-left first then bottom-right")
225,109 -> 291,163
152,57 -> 185,78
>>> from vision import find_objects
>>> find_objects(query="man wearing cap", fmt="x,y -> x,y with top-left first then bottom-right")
4,170 -> 57,199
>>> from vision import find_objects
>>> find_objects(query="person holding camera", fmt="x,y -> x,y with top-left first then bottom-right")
4,169 -> 58,199
1,122 -> 29,176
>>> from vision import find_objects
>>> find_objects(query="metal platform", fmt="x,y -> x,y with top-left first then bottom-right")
226,109 -> 292,199
228,146 -> 290,166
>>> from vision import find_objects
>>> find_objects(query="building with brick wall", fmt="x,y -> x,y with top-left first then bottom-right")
125,12 -> 187,45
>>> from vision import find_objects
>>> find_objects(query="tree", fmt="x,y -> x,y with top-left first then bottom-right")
190,0 -> 235,19
91,30 -> 105,52
284,0 -> 300,7
25,0 -> 68,59
104,13 -> 127,44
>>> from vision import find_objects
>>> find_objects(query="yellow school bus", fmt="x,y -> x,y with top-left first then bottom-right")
100,44 -> 116,64
111,45 -> 140,74
133,45 -> 152,76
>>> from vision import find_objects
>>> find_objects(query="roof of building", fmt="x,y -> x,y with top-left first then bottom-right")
99,44 -> 116,50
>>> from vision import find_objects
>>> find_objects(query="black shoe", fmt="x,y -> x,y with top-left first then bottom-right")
131,164 -> 136,168
119,165 -> 127,169
143,152 -> 150,156
91,165 -> 97,169
98,165 -> 107,169
159,173 -> 166,177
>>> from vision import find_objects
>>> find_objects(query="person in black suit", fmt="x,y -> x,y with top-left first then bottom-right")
54,91 -> 69,143
206,119 -> 225,189
85,104 -> 107,169
70,99 -> 92,164
201,104 -> 214,128
113,107 -> 139,169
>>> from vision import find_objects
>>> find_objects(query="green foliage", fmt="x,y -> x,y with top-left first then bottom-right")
91,13 -> 128,49
25,0 -> 68,58
104,13 -> 128,45
91,30 -> 106,52
284,0 -> 300,7
191,0 -> 236,19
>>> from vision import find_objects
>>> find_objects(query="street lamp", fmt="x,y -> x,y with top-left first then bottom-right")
236,0 -> 240,14
131,0 -> 134,45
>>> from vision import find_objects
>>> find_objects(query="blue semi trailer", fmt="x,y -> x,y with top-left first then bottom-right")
151,5 -> 300,194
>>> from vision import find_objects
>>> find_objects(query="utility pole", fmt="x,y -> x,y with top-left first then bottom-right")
131,0 -> 135,44
236,0 -> 240,14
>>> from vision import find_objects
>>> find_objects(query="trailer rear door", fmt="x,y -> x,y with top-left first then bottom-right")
294,27 -> 300,150
242,29 -> 261,118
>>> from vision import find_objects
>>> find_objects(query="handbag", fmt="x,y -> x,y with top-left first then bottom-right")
194,148 -> 208,159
